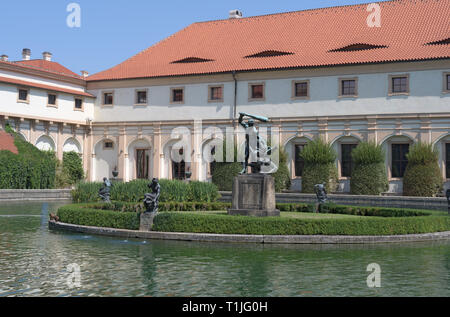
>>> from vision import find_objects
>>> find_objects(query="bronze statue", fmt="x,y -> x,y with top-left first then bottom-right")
144,178 -> 161,213
238,112 -> 276,174
99,178 -> 112,203
314,183 -> 328,204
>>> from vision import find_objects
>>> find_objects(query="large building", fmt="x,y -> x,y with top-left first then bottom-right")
1,0 -> 449,193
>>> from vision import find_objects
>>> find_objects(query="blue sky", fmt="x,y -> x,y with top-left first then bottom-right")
1,0 -> 391,76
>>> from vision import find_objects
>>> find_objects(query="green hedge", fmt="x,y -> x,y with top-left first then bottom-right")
74,201 -> 315,213
319,203 -> 432,217
0,125 -> 57,189
403,142 -> 443,197
71,179 -> 220,203
57,205 -> 140,230
153,212 -> 450,236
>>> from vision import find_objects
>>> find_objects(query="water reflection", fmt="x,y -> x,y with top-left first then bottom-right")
0,201 -> 449,297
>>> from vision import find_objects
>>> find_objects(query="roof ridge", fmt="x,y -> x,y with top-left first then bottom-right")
193,0 -> 406,24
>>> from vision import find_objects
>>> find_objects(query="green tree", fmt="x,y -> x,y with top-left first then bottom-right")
350,141 -> 389,195
403,142 -> 443,197
300,138 -> 338,193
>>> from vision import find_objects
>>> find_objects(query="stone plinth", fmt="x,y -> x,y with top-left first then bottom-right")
139,212 -> 157,232
228,174 -> 280,217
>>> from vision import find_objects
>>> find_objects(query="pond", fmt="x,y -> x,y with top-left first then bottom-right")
0,201 -> 449,297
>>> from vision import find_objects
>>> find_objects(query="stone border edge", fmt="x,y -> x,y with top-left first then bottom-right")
48,221 -> 450,245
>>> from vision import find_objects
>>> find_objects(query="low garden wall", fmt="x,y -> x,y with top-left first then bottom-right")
219,192 -> 449,212
0,189 -> 72,201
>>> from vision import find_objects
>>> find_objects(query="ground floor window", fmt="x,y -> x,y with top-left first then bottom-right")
392,143 -> 410,178
341,144 -> 358,177
136,149 -> 150,179
172,148 -> 186,180
446,143 -> 450,179
294,144 -> 305,177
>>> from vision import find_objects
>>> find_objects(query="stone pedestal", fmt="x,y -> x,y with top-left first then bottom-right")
139,212 -> 157,232
228,174 -> 280,217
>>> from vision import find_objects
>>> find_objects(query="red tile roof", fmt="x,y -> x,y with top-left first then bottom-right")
0,76 -> 94,98
88,0 -> 450,82
0,131 -> 18,154
14,60 -> 83,79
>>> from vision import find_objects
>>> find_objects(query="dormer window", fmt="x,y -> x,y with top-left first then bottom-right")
426,38 -> 450,46
329,43 -> 388,52
171,57 -> 213,64
245,50 -> 294,58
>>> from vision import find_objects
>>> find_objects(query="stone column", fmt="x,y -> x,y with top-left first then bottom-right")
152,124 -> 162,179
118,127 -> 127,181
56,123 -> 64,161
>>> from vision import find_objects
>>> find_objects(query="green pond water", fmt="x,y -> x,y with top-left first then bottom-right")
0,201 -> 449,297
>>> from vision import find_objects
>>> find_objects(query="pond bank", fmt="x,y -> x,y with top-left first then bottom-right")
49,220 -> 450,245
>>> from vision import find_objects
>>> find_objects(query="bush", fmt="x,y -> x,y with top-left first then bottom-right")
403,142 -> 443,197
271,147 -> 291,192
211,162 -> 242,191
0,125 -> 57,189
300,139 -> 338,193
71,179 -> 220,203
351,142 -> 389,195
153,212 -> 450,236
63,152 -> 84,185
57,205 -> 140,230
319,203 -> 431,217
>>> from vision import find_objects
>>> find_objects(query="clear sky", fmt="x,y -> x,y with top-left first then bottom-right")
0,0 -> 391,76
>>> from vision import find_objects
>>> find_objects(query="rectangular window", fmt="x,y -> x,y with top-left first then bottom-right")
103,141 -> 114,150
293,81 -> 309,99
103,92 -> 114,105
18,89 -> 29,102
294,144 -> 305,177
445,73 -> 450,93
341,79 -> 357,96
47,93 -> 57,107
74,98 -> 83,111
249,83 -> 265,100
446,143 -> 450,179
209,86 -> 223,102
389,74 -> 409,95
341,144 -> 358,178
171,88 -> 184,103
136,90 -> 148,105
392,144 -> 410,178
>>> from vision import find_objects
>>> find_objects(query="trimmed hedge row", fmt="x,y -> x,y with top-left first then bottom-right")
319,203 -> 432,217
57,205 -> 140,230
72,201 -> 315,213
72,179 -> 220,203
152,212 -> 450,236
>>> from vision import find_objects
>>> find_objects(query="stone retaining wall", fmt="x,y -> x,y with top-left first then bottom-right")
49,221 -> 450,244
220,192 -> 449,212
0,189 -> 72,201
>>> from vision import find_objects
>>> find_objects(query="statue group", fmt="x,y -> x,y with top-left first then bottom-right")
98,177 -> 161,215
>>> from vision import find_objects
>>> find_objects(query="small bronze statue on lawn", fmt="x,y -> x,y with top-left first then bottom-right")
99,177 -> 112,203
314,183 -> 328,213
144,178 -> 161,214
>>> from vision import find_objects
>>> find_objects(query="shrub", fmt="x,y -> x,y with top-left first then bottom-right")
153,212 -> 450,236
57,205 -> 140,230
71,179 -> 220,203
271,147 -> 291,192
0,125 -> 57,189
300,138 -> 338,193
351,142 -> 389,195
319,203 -> 431,217
403,142 -> 443,197
63,152 -> 84,185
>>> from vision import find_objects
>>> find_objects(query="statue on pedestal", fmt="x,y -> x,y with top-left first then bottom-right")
238,112 -> 276,175
144,178 -> 161,214
99,178 -> 112,203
